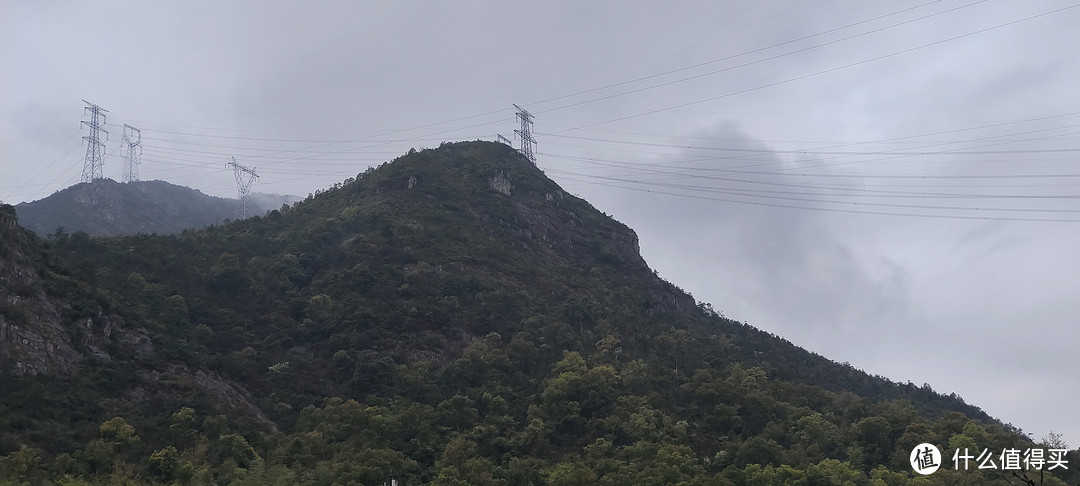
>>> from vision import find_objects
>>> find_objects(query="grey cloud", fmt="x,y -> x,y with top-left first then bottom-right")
587,122 -> 918,363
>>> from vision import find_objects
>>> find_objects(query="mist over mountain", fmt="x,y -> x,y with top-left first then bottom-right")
245,191 -> 301,216
0,142 -> 1074,484
13,179 -> 300,237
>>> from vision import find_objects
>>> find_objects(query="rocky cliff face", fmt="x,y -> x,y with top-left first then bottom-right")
1,203 -> 277,436
0,205 -> 160,375
0,205 -> 80,375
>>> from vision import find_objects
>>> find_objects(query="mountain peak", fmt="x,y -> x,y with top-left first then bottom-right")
261,141 -> 650,284
361,141 -> 647,271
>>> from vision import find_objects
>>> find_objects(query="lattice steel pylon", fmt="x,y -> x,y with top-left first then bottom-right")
81,100 -> 109,182
226,157 -> 259,219
513,104 -> 536,164
120,124 -> 142,183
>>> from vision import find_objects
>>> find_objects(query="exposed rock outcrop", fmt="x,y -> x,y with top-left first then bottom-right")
0,205 -> 80,375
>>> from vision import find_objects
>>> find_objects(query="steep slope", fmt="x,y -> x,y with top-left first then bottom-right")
0,204 -> 80,375
0,142 -> 1074,485
13,179 -> 298,237
0,203 -> 276,460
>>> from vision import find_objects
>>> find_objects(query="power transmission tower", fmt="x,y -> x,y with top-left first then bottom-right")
496,134 -> 512,146
81,100 -> 109,182
226,157 -> 259,219
513,104 -> 536,164
121,124 -> 142,182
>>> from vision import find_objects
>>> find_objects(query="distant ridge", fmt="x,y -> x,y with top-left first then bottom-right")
13,179 -> 299,237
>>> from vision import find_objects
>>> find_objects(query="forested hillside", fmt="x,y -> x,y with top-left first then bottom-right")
0,142 -> 1074,485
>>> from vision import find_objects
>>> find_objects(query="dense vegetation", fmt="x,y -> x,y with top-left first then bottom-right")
1,142 -> 1075,484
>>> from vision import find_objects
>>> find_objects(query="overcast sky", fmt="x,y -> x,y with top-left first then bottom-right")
4,1 -> 1079,446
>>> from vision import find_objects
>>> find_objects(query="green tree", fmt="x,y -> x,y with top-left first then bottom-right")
734,437 -> 783,467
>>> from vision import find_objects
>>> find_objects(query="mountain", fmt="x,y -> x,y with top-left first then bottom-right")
0,142 -> 1075,485
13,179 -> 299,237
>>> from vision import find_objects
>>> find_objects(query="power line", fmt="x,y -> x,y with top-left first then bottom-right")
57,3 -> 1040,195
544,163 -> 1080,201
1,138 -> 83,201
547,3 -> 1080,134
542,128 -> 1080,159
551,172 -> 1080,223
535,115 -> 1080,182
98,1 -> 964,148
542,151 -> 1076,198
542,150 -> 1080,181
533,0 -> 990,116
11,3 -> 1075,222
99,3 -> 993,176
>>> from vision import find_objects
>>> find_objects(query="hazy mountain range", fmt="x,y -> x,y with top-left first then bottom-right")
12,178 -> 299,237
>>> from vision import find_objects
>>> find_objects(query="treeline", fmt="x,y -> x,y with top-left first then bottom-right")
4,347 -> 1074,484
